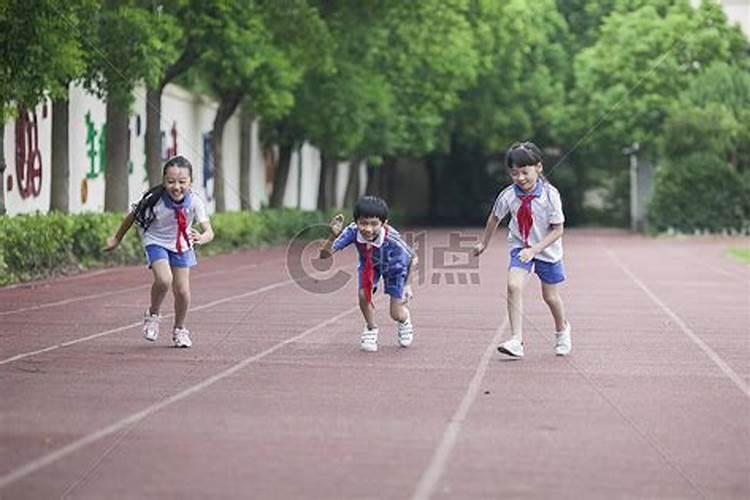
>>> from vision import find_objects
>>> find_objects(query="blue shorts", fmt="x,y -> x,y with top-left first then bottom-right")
358,268 -> 408,299
509,248 -> 565,284
144,244 -> 197,268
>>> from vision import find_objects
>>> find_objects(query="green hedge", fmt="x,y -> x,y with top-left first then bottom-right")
0,209 -> 334,287
648,154 -> 750,234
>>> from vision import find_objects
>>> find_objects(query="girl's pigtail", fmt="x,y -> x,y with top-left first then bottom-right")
132,185 -> 165,231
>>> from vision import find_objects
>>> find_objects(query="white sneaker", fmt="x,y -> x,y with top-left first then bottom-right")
360,327 -> 378,352
554,322 -> 572,356
497,337 -> 524,358
397,316 -> 414,348
173,327 -> 193,348
143,310 -> 161,342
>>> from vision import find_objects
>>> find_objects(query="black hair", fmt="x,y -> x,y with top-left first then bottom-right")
132,155 -> 193,230
353,195 -> 389,223
505,141 -> 543,169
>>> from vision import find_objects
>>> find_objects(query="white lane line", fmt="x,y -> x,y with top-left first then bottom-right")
0,259 -> 281,317
411,318 -> 509,500
608,250 -> 750,399
0,278 -> 294,366
0,285 -> 149,317
0,269 -> 114,290
0,305 -> 359,490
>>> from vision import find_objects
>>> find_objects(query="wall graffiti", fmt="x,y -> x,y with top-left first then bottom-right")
161,121 -> 178,160
85,111 -> 106,180
14,108 -> 43,199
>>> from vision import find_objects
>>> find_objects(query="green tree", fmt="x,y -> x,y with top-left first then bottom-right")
431,0 -> 568,222
199,0 -> 329,212
563,0 -> 748,224
85,0 -> 180,211
649,62 -> 750,233
0,0 -> 90,214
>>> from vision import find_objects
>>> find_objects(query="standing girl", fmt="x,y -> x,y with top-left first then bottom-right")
104,155 -> 214,348
473,142 -> 571,358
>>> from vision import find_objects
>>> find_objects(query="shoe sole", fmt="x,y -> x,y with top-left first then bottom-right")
497,346 -> 523,358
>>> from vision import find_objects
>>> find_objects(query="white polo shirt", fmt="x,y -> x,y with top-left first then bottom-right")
492,181 -> 565,263
135,191 -> 209,252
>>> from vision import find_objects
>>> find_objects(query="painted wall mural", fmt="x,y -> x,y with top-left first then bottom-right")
13,108 -> 43,199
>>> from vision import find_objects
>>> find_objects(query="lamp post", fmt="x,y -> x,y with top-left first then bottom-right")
623,142 -> 640,232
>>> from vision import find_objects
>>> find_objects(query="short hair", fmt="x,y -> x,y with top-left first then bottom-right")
353,195 -> 389,222
505,141 -> 543,169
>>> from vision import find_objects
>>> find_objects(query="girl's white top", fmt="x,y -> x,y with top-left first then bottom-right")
492,181 -> 565,263
136,192 -> 210,252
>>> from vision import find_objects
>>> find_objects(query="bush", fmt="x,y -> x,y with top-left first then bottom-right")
649,153 -> 750,234
0,208 -> 334,286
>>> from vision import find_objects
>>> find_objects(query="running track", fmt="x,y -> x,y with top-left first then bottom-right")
1,229 -> 748,499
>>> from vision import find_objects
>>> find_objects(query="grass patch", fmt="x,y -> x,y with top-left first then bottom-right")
728,247 -> 750,264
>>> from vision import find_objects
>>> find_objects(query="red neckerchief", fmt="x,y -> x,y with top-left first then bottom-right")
162,192 -> 192,254
517,194 -> 535,247
357,226 -> 388,305
515,182 -> 541,247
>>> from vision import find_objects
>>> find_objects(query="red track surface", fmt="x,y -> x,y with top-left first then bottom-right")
1,229 -> 748,499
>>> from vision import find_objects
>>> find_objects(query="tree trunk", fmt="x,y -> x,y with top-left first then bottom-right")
269,142 -> 293,208
425,154 -> 439,220
365,163 -> 379,196
317,150 -> 338,211
343,159 -> 361,208
145,50 -> 198,186
145,85 -> 163,187
239,110 -> 253,210
50,96 -> 70,213
211,91 -> 243,213
381,156 -> 397,202
0,122 -> 7,215
104,100 -> 130,212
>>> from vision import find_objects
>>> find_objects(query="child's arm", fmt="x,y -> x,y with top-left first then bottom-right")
319,214 -> 345,259
473,212 -> 500,257
103,212 -> 136,252
518,223 -> 563,263
190,221 -> 214,246
403,253 -> 418,302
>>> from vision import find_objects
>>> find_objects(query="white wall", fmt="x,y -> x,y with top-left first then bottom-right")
2,82 -> 351,215
2,81 -> 364,215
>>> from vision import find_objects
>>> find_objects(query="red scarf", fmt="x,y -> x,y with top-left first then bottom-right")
162,192 -> 192,254
517,194 -> 535,247
358,226 -> 388,305
175,207 -> 189,254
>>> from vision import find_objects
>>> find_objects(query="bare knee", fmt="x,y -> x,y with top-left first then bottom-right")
153,275 -> 171,292
389,299 -> 407,322
507,278 -> 524,297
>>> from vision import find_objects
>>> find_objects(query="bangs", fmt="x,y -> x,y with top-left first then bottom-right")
504,142 -> 543,168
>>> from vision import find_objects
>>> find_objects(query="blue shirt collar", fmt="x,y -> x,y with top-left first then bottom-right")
513,181 -> 543,198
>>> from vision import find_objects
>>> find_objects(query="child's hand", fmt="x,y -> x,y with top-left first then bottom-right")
518,248 -> 536,263
102,236 -> 120,253
472,242 -> 485,257
403,285 -> 414,303
329,214 -> 345,236
190,228 -> 203,245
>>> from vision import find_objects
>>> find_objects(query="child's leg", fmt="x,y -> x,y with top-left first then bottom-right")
171,267 -> 191,329
507,267 -> 529,341
149,260 -> 173,315
541,281 -> 567,332
358,288 -> 376,330
389,296 -> 409,323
